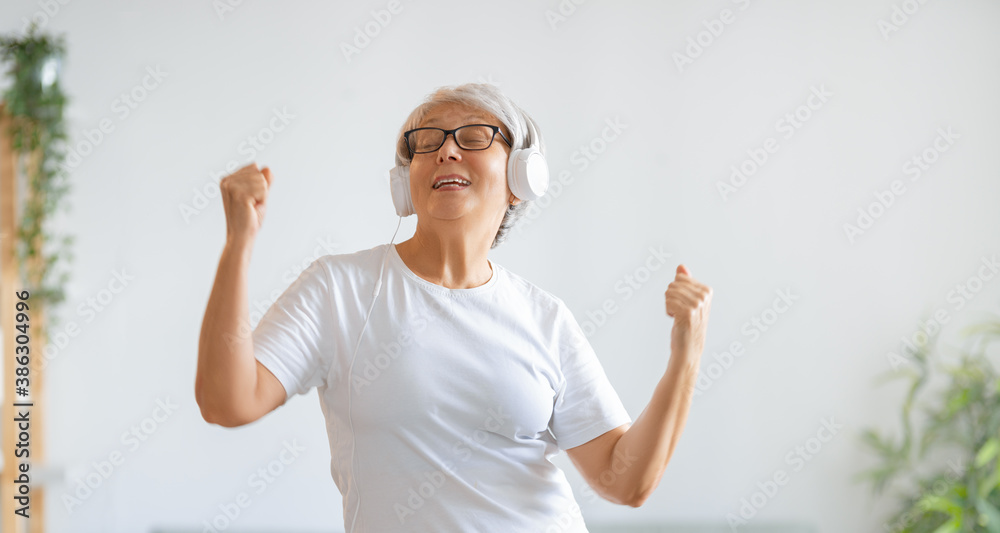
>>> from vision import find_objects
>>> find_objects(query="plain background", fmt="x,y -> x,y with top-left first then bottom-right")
0,0 -> 998,531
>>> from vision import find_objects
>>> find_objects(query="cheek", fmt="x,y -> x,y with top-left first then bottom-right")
490,158 -> 509,188
408,161 -> 430,189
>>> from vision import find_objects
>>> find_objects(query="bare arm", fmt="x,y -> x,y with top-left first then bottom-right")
194,163 -> 286,427
565,356 -> 699,507
567,264 -> 713,507
195,240 -> 285,427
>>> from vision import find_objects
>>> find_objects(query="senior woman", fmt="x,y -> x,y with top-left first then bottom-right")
195,83 -> 713,532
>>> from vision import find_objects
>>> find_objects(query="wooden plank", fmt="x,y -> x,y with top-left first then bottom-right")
1,102 -> 50,533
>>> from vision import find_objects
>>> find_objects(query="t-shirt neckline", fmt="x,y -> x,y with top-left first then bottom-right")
389,243 -> 499,296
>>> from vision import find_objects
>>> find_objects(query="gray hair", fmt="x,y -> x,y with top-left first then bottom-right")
394,83 -> 545,249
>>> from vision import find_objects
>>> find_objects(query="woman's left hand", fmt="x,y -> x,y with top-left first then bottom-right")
664,264 -> 713,361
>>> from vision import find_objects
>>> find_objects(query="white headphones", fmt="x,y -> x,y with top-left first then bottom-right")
388,114 -> 551,216
345,112 -> 549,532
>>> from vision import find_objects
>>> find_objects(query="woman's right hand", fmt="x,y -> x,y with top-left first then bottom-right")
220,162 -> 273,245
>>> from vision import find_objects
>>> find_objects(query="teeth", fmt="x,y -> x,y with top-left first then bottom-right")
435,179 -> 470,189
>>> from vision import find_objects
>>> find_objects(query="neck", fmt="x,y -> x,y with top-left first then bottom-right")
395,224 -> 494,290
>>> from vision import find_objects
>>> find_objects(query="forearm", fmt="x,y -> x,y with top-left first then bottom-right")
195,240 -> 257,421
608,352 -> 701,505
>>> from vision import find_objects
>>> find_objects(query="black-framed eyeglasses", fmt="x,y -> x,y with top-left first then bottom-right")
403,124 -> 511,155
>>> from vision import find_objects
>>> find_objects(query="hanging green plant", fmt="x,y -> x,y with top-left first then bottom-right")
0,21 -> 74,344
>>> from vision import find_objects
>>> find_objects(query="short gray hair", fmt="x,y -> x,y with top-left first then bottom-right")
394,83 -> 545,249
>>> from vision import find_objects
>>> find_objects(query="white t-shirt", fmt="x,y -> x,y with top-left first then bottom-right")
252,242 -> 632,532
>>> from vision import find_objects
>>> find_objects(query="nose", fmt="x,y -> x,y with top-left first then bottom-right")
436,133 -> 463,163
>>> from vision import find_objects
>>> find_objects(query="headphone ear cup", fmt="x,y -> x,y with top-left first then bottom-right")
389,165 -> 414,217
507,148 -> 549,202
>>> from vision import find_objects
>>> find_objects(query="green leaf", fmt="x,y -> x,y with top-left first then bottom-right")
978,438 -> 1000,469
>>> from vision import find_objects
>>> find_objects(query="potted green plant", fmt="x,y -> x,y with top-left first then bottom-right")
0,21 -> 73,341
856,311 -> 1000,532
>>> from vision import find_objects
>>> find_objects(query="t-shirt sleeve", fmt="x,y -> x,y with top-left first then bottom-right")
548,299 -> 632,451
252,257 -> 336,403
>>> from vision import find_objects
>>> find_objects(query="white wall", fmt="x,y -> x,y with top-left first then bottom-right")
1,0 -> 998,531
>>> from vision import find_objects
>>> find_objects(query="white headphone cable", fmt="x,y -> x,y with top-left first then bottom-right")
346,215 -> 403,533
